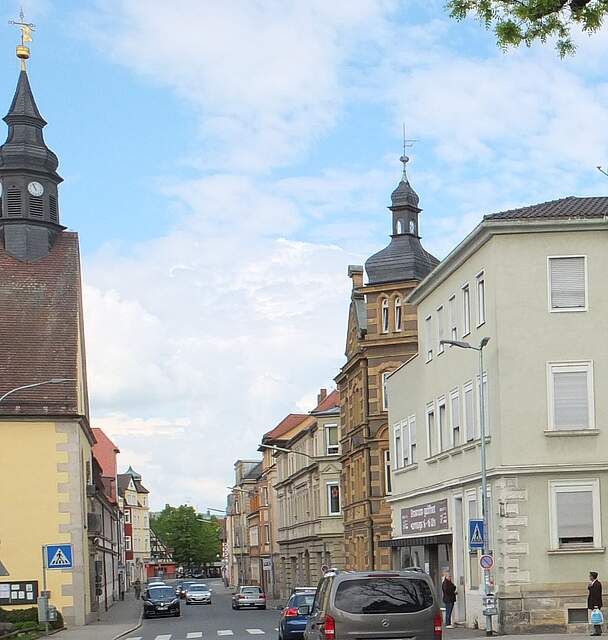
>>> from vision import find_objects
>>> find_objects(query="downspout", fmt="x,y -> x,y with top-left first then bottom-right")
362,358 -> 374,570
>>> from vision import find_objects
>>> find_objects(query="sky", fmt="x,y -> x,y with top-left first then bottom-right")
2,0 -> 607,512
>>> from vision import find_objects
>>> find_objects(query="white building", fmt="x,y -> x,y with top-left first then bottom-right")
385,197 -> 608,634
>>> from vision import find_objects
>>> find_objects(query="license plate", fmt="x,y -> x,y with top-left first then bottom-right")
157,605 -> 167,610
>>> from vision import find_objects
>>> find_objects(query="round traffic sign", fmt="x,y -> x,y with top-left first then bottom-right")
479,554 -> 494,570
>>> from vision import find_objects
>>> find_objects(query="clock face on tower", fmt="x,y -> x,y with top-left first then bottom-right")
27,181 -> 44,197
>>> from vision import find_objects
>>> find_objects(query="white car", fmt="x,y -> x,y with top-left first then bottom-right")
186,583 -> 212,605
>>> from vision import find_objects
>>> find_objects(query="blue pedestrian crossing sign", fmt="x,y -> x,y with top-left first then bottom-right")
45,544 -> 73,570
469,519 -> 485,550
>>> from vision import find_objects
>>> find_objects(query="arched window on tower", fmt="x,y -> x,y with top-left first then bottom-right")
381,298 -> 389,333
409,219 -> 416,234
395,297 -> 402,332
396,218 -> 405,234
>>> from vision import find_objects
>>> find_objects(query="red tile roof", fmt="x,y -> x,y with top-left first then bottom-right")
313,389 -> 340,413
263,413 -> 308,442
0,233 -> 84,417
92,427 -> 120,486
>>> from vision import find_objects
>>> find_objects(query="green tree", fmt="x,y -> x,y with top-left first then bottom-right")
151,505 -> 221,568
447,0 -> 608,56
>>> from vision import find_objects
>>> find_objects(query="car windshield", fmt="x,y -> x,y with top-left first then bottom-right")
242,587 -> 262,594
334,578 -> 433,614
147,587 -> 175,601
189,585 -> 209,591
291,594 -> 315,608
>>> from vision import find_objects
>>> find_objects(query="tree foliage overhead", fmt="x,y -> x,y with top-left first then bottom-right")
447,0 -> 608,56
151,505 -> 222,566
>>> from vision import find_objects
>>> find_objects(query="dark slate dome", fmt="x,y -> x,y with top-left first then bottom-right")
391,177 -> 419,208
365,235 -> 438,285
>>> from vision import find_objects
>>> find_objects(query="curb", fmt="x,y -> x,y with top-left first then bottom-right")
111,611 -> 143,640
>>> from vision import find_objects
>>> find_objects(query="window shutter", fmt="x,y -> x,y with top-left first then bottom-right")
550,257 -> 586,309
410,418 -> 416,446
553,370 -> 589,429
556,490 -> 593,540
465,387 -> 474,441
401,422 -> 409,464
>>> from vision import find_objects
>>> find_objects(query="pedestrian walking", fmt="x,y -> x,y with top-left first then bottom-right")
588,571 -> 603,636
133,579 -> 141,600
442,574 -> 457,628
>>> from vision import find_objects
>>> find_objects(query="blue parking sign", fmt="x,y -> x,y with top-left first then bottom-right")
45,544 -> 73,570
469,519 -> 485,550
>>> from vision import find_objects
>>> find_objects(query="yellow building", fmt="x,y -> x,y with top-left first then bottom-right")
0,51 -> 95,625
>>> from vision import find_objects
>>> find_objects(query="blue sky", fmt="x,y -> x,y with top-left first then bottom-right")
3,0 -> 607,510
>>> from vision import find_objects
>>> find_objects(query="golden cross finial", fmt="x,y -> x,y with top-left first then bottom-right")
9,8 -> 36,70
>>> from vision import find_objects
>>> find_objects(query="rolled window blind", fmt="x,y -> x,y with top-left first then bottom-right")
553,369 -> 589,429
550,257 -> 585,309
556,490 -> 593,540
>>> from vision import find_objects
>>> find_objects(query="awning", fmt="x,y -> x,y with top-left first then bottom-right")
379,533 -> 452,548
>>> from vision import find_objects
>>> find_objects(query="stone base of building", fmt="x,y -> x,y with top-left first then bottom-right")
499,583 -> 590,634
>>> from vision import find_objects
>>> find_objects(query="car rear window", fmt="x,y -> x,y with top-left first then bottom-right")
148,587 -> 175,601
334,578 -> 433,614
242,587 -> 262,594
291,594 -> 315,608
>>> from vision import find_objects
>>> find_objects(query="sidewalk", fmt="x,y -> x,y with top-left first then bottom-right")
56,591 -> 142,640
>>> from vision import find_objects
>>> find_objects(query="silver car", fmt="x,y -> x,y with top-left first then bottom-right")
303,570 -> 441,640
186,583 -> 212,605
232,585 -> 267,610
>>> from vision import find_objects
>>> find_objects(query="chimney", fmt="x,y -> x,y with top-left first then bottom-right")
317,388 -> 327,405
348,264 -> 364,289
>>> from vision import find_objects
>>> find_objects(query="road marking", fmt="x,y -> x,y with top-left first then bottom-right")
247,630 -> 265,635
187,634 -> 203,639
217,632 -> 234,636
154,636 -> 172,640
126,637 -> 142,640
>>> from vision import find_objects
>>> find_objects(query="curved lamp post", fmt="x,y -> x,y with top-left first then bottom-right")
0,378 -> 76,404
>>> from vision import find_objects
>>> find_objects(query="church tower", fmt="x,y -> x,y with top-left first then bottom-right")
336,146 -> 439,572
0,22 -> 63,261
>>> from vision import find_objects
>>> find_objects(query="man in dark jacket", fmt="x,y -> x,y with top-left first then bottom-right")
442,574 -> 457,628
589,571 -> 603,636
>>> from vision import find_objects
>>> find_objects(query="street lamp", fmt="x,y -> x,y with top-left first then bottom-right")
0,378 -> 76,404
259,443 -> 315,460
440,337 -> 492,636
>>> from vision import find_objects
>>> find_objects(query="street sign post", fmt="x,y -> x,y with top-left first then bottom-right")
468,519 -> 485,550
45,545 -> 73,570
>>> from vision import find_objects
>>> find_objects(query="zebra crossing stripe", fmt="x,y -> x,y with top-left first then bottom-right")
247,631 -> 265,635
217,631 -> 234,636
187,634 -> 203,639
154,635 -> 172,640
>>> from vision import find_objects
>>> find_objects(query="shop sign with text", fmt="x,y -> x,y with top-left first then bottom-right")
401,499 -> 448,535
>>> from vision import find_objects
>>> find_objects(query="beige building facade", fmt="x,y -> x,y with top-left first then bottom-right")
386,197 -> 608,634
274,390 -> 346,599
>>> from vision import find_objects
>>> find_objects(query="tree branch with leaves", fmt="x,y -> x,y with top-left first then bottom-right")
447,0 -> 608,55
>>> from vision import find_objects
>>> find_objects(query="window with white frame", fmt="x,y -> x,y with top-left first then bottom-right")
462,284 -> 471,335
437,305 -> 445,354
395,297 -> 402,331
549,479 -> 601,549
450,389 -> 461,447
261,487 -> 269,506
467,496 -> 479,589
383,450 -> 392,495
401,419 -> 410,466
327,483 -> 341,515
394,425 -> 402,470
464,382 -> 475,441
125,536 -> 132,552
381,298 -> 390,333
476,271 -> 486,326
449,295 -> 457,340
548,256 -> 587,311
124,509 -> 131,524
325,424 -> 339,455
477,372 -> 490,436
425,316 -> 433,362
438,397 -> 448,451
250,525 -> 259,547
409,416 -> 417,464
382,372 -> 391,411
264,524 -> 270,544
548,361 -> 594,430
426,404 -> 436,456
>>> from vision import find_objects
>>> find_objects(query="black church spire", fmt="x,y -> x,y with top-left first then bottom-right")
0,16 -> 63,261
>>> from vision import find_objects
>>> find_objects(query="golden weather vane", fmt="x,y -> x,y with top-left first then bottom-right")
8,8 -> 36,70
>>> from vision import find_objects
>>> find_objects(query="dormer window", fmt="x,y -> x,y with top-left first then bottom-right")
381,298 -> 389,333
395,297 -> 402,331
396,218 -> 405,234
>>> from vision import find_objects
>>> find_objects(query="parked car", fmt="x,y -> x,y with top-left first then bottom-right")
279,591 -> 316,640
303,570 -> 441,640
147,581 -> 166,588
186,583 -> 212,605
178,581 -> 196,598
292,587 -> 317,595
142,585 -> 181,619
231,585 -> 266,610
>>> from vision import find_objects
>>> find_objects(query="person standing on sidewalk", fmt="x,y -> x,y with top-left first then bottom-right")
442,574 -> 457,629
589,572 -> 603,636
133,579 -> 141,600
